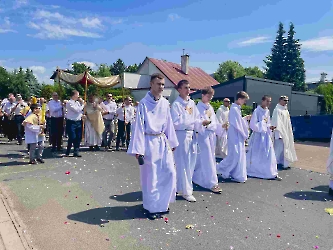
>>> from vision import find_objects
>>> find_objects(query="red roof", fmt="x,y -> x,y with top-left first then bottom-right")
148,58 -> 219,90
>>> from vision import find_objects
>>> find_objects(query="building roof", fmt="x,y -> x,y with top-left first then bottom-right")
147,57 -> 219,90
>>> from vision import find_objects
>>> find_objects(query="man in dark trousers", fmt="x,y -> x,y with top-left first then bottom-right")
65,90 -> 84,157
48,92 -> 64,154
115,96 -> 135,151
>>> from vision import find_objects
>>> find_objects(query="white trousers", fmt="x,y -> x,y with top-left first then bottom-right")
274,139 -> 289,168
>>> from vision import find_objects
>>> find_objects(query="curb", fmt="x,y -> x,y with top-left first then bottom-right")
0,192 -> 30,250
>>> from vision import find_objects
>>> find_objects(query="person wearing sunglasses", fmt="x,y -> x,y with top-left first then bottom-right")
271,96 -> 298,170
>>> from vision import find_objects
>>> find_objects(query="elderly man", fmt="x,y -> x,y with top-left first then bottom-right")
2,94 -> 17,142
12,94 -> 28,145
271,95 -> 297,169
216,98 -> 230,158
100,93 -> 117,150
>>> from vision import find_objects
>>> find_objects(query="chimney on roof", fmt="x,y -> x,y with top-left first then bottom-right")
320,72 -> 327,83
181,49 -> 189,75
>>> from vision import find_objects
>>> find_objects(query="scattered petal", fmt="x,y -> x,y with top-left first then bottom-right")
65,171 -> 70,175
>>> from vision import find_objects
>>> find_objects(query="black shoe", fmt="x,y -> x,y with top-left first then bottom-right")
148,213 -> 163,220
115,147 -> 120,151
329,188 -> 333,196
94,146 -> 100,151
89,146 -> 94,151
160,208 -> 170,215
37,158 -> 45,164
73,153 -> 82,157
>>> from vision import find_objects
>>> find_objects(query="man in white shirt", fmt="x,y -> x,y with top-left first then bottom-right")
3,95 -> 17,142
115,96 -> 135,151
101,93 -> 117,150
12,94 -> 27,145
48,92 -> 64,153
65,90 -> 84,157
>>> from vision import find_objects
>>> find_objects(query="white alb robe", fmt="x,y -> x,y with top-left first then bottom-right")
246,106 -> 278,179
216,103 -> 249,182
326,129 -> 333,189
271,104 -> 297,167
85,119 -> 102,146
171,96 -> 203,196
215,105 -> 229,158
192,101 -> 222,189
127,93 -> 179,213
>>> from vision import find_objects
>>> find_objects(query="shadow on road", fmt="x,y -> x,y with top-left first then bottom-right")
0,161 -> 27,167
67,204 -> 146,224
109,191 -> 142,202
284,185 -> 333,202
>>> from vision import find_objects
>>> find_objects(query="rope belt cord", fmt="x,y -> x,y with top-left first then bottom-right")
144,132 -> 163,136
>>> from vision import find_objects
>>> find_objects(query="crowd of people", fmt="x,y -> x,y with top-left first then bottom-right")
0,91 -> 137,163
1,72 -> 331,221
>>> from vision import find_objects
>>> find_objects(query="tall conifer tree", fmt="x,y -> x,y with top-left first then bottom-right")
264,22 -> 287,82
285,23 -> 306,91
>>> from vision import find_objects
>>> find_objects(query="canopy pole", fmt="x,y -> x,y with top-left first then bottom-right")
122,82 -> 127,146
82,71 -> 88,141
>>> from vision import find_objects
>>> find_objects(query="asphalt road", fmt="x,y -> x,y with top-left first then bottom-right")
0,139 -> 333,250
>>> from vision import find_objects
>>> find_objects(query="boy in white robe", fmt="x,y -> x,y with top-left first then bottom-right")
192,87 -> 223,194
127,73 -> 179,220
271,96 -> 297,169
171,80 -> 208,202
22,104 -> 45,164
215,98 -> 230,158
216,91 -> 251,183
246,95 -> 282,181
326,129 -> 333,196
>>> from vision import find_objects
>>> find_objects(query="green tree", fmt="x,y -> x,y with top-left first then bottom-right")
126,63 -> 141,73
0,67 -> 11,97
110,59 -> 126,75
214,61 -> 246,83
315,83 -> 333,114
26,68 -> 41,96
284,23 -> 306,91
40,84 -> 55,99
95,64 -> 111,77
69,62 -> 92,75
264,22 -> 287,82
11,67 -> 30,98
244,66 -> 264,78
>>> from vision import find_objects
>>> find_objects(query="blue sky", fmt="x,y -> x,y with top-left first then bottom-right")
0,0 -> 332,84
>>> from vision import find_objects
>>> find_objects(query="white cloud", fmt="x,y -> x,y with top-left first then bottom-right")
79,17 -> 104,29
14,0 -> 28,9
28,21 -> 101,39
29,66 -> 46,74
34,10 -> 75,24
168,14 -> 180,21
238,36 -> 271,46
0,17 -> 16,33
110,19 -> 123,25
301,36 -> 333,51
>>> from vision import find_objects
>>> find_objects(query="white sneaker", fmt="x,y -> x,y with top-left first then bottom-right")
183,195 -> 196,202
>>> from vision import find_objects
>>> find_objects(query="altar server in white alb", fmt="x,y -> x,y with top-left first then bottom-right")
192,87 -> 223,194
246,95 -> 282,181
271,96 -> 297,169
171,80 -> 206,202
215,98 -> 230,158
127,73 -> 179,220
326,129 -> 333,196
216,91 -> 251,183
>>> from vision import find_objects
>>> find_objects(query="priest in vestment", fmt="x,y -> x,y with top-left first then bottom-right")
127,73 -> 179,220
246,95 -> 281,181
84,95 -> 105,151
216,91 -> 251,183
192,87 -> 223,194
171,80 -> 206,202
327,129 -> 333,196
271,96 -> 297,169
215,98 -> 230,158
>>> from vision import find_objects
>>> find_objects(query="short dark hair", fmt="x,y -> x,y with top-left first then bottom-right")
176,79 -> 189,89
30,104 -> 38,111
201,86 -> 214,95
71,90 -> 79,97
262,95 -> 271,101
279,95 -> 288,101
124,96 -> 132,101
236,91 -> 249,100
150,73 -> 164,82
